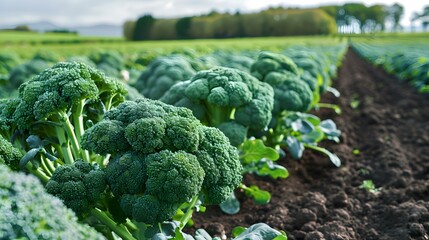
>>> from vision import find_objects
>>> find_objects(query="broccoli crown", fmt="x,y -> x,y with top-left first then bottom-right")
250,52 -> 315,115
81,98 -> 242,224
250,51 -> 299,81
0,164 -> 104,240
284,48 -> 332,93
0,98 -> 20,137
269,74 -> 314,114
132,55 -> 197,99
45,160 -> 107,217
160,67 -> 274,145
0,134 -> 22,170
11,61 -> 126,131
218,121 -> 248,147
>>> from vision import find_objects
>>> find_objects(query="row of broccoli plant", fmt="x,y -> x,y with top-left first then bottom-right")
0,61 -> 286,239
351,42 -> 429,93
0,44 -> 345,238
151,46 -> 346,211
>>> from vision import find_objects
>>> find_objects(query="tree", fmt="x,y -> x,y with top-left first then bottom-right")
388,3 -> 404,31
133,14 -> 156,41
176,17 -> 193,39
123,20 -> 136,40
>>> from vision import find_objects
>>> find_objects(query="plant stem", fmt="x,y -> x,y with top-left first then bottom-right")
72,99 -> 91,162
91,208 -> 136,240
26,164 -> 49,183
54,126 -> 74,164
40,156 -> 53,177
59,111 -> 83,161
179,195 -> 199,231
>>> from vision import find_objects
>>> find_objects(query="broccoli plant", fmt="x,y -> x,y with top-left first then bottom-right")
0,164 -> 104,240
8,61 -> 127,165
160,66 -> 274,147
79,98 -> 243,238
132,55 -> 199,99
250,52 -> 341,167
220,139 -> 288,215
268,112 -> 341,167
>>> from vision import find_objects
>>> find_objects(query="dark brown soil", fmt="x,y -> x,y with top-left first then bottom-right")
190,49 -> 429,240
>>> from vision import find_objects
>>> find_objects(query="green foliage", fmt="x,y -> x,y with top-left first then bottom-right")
0,164 -> 104,240
359,180 -> 381,193
81,98 -> 242,224
265,112 -> 341,167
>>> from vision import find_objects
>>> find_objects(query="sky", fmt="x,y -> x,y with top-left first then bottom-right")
0,0 -> 426,27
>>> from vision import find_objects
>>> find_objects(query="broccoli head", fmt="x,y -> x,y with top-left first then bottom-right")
13,61 -> 126,131
0,98 -> 20,141
81,98 -> 242,224
250,51 -> 299,80
45,160 -> 107,217
251,52 -> 314,115
0,164 -> 104,240
0,134 -> 22,170
132,55 -> 198,99
160,67 -> 274,146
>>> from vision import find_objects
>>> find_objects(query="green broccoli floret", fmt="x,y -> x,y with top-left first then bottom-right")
0,134 -> 22,170
160,67 -> 274,146
0,98 -> 21,141
105,151 -> 148,196
0,164 -> 104,240
250,51 -> 299,80
81,98 -> 242,224
132,55 -> 198,99
251,52 -> 314,115
10,61 -> 127,165
45,160 -> 107,217
266,73 -> 314,114
218,121 -> 248,147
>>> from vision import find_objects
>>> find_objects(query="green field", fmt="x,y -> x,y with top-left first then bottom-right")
1,31 -> 344,58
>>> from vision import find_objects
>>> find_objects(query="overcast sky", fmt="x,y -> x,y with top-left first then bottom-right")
0,0 -> 426,27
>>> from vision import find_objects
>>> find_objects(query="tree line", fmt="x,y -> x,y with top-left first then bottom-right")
124,3 -> 429,40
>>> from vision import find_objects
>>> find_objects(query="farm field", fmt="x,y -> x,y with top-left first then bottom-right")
191,48 -> 429,239
1,32 -> 429,239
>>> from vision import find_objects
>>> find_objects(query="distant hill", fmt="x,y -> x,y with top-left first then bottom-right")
0,21 -> 122,37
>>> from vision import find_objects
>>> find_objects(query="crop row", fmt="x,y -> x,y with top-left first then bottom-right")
0,44 -> 346,240
351,42 -> 429,93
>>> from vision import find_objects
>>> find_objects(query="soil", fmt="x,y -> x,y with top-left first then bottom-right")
190,49 -> 429,240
